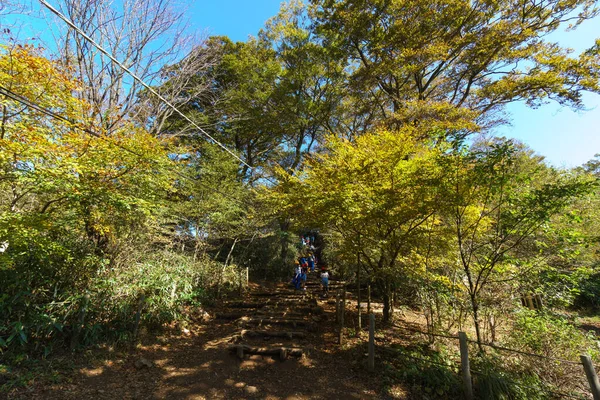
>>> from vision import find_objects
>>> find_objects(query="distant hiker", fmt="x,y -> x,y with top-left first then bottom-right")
300,257 -> 308,274
320,267 -> 330,297
291,260 -> 302,289
310,235 -> 315,245
300,268 -> 307,284
308,255 -> 315,272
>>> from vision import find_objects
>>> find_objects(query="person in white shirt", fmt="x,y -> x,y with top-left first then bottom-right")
320,268 -> 329,296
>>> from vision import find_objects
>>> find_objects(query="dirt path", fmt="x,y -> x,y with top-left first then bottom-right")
11,274 -> 388,399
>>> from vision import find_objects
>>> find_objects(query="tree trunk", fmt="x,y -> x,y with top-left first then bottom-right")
217,238 -> 238,299
469,293 -> 484,352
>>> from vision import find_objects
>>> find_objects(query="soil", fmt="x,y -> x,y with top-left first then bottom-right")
3,275 -> 406,400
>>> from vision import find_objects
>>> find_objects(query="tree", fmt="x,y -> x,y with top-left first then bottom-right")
311,0 -> 600,133
271,126 -> 447,322
0,43 -> 172,251
53,0 -> 216,135
0,44 -> 174,348
445,137 -> 596,348
161,35 -> 284,179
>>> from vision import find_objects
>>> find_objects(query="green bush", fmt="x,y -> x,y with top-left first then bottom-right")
384,343 -> 462,398
500,309 -> 597,396
575,272 -> 600,309
0,236 -> 227,354
471,355 -> 546,400
505,309 -> 598,361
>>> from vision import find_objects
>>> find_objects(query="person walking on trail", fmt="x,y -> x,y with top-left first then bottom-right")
320,266 -> 330,297
301,257 -> 309,274
308,254 -> 315,272
291,260 -> 303,290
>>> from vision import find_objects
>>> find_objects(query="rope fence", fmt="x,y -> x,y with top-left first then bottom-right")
391,322 -> 582,365
385,346 -> 587,400
361,318 -> 600,399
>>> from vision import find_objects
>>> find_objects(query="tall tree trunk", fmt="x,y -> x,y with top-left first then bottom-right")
217,238 -> 238,299
469,292 -> 484,352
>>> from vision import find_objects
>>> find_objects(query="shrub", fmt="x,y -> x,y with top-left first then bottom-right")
501,309 -> 597,395
0,240 -> 228,354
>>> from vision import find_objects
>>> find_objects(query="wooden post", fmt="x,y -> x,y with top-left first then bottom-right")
70,294 -> 89,350
526,294 -> 534,310
246,267 -> 249,286
459,332 -> 474,400
132,294 -> 146,341
367,284 -> 371,314
368,313 -> 375,372
339,289 -> 346,345
581,355 -> 600,400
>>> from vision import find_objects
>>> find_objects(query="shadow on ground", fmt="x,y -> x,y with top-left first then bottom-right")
9,284 -> 385,400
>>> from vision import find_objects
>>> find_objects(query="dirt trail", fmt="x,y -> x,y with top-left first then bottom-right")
15,274 -> 386,399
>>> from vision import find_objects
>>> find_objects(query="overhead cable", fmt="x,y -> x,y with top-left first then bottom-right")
38,0 -> 252,171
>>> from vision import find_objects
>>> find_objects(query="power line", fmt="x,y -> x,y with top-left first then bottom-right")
0,85 -> 250,207
38,0 -> 252,171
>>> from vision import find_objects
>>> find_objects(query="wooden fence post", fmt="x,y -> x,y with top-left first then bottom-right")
133,294 -> 146,341
339,290 -> 346,345
459,332 -> 474,400
368,313 -> 375,372
581,355 -> 600,400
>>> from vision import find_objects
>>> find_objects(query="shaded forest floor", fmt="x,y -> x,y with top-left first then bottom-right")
3,276 -> 411,400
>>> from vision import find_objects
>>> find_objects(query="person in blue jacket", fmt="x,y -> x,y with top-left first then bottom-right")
308,254 -> 315,272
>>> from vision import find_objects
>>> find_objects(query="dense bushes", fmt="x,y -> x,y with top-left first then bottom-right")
0,235 -> 235,354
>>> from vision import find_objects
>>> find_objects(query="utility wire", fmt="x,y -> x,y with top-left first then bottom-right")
38,0 -> 252,171
0,85 -> 250,207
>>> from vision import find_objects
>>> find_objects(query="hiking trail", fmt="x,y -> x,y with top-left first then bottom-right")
23,272 -> 384,399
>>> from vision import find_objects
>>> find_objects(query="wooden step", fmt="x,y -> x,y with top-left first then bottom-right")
229,344 -> 303,361
240,329 -> 307,339
226,301 -> 267,309
241,317 -> 316,331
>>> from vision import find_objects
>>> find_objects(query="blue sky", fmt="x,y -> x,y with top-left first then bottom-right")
6,0 -> 600,167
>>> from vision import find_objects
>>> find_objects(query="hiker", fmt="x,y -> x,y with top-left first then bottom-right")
300,256 -> 308,273
291,260 -> 303,290
300,268 -> 307,288
308,254 -> 315,272
320,266 -> 330,297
